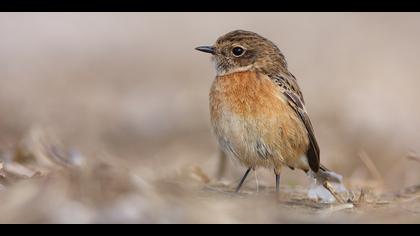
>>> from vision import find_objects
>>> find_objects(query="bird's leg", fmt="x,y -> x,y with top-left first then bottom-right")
274,169 -> 281,193
254,168 -> 259,193
275,174 -> 281,193
235,168 -> 252,193
216,149 -> 227,180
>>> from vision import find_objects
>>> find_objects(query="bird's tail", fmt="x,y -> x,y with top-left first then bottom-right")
307,164 -> 349,203
320,164 -> 329,172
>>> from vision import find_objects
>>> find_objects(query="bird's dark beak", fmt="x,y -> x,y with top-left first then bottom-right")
195,46 -> 215,55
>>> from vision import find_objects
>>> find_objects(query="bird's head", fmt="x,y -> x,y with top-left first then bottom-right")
196,30 -> 288,76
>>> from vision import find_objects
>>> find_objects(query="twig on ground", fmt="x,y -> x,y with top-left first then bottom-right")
352,189 -> 366,206
359,151 -> 383,183
323,181 -> 347,204
407,152 -> 420,165
319,203 -> 354,215
191,165 -> 210,184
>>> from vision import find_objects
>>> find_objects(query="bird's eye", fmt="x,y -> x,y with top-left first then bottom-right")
232,46 -> 245,57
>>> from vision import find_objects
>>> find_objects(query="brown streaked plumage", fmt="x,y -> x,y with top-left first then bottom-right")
196,30 -> 332,193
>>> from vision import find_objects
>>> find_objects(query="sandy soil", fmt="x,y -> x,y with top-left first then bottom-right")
1,13 -> 420,223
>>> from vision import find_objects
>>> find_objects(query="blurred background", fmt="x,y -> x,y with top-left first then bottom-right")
0,13 -> 420,223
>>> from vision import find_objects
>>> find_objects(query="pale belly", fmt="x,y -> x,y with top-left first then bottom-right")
209,71 -> 310,171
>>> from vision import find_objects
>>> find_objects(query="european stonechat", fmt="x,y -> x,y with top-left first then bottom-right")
196,30 -> 340,194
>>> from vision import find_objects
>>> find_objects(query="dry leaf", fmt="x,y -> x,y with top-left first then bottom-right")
0,162 -> 5,180
14,127 -> 83,169
4,162 -> 38,178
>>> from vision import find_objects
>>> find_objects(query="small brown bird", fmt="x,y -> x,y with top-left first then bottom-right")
196,30 -> 341,194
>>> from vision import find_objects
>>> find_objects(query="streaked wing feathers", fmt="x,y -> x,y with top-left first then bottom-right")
273,74 -> 320,172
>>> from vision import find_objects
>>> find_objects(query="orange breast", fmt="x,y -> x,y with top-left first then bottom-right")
209,71 -> 309,170
210,71 -> 288,119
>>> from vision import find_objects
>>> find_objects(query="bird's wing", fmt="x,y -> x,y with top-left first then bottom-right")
271,74 -> 320,172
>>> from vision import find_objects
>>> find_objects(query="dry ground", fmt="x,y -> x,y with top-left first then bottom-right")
1,13 -> 420,223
